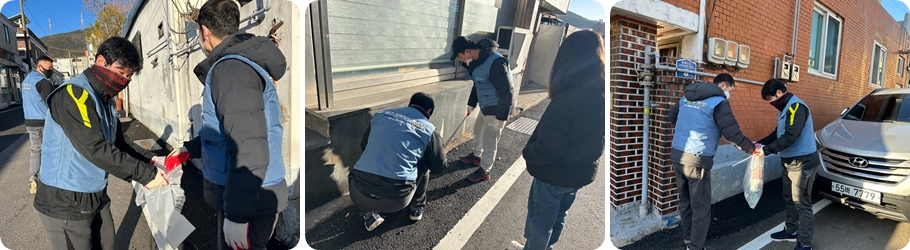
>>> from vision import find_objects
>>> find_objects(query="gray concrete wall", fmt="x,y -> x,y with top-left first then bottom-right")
305,80 -> 474,211
527,24 -> 564,86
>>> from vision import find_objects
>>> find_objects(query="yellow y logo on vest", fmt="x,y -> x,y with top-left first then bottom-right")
66,85 -> 92,128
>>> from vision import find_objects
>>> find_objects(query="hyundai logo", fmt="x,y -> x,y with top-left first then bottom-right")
849,157 -> 869,168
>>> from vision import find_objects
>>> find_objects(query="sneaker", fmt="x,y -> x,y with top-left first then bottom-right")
363,211 -> 384,231
409,207 -> 424,221
794,242 -> 811,250
460,153 -> 481,166
509,240 -> 524,250
29,175 -> 37,194
467,167 -> 491,183
770,229 -> 798,242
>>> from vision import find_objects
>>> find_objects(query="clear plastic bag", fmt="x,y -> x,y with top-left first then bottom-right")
743,155 -> 764,209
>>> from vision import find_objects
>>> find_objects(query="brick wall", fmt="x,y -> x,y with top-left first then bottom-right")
703,0 -> 910,140
609,16 -> 657,209
660,0 -> 700,15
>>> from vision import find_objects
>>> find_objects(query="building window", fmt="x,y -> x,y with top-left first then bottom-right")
659,42 -> 679,58
157,23 -> 164,39
808,3 -> 842,78
900,57 -> 905,77
870,41 -> 886,87
3,25 -> 9,43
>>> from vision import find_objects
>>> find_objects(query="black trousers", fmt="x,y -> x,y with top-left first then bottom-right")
38,202 -> 115,250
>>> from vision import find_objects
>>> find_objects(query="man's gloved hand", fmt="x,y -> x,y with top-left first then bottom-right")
753,144 -> 765,156
223,218 -> 250,249
143,167 -> 169,190
164,147 -> 190,171
466,105 -> 474,117
492,119 -> 505,131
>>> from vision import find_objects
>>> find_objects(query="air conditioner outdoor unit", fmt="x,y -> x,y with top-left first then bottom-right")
707,38 -> 726,65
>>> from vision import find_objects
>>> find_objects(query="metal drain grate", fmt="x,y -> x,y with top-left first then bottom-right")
133,139 -> 163,151
507,117 -> 539,135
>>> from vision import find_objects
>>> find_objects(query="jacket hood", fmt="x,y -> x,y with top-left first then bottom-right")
193,33 -> 287,84
467,39 -> 500,69
683,82 -> 726,101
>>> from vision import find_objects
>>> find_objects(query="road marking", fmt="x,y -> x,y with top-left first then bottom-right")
736,199 -> 833,250
0,106 -> 21,115
434,156 -> 527,250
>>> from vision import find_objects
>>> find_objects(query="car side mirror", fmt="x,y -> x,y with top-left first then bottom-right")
841,107 -> 849,117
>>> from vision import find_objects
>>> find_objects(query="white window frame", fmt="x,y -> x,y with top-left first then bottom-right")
807,3 -> 843,80
869,40 -> 887,87
899,57 -> 904,77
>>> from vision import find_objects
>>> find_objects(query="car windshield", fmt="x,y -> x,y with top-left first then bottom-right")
844,93 -> 910,122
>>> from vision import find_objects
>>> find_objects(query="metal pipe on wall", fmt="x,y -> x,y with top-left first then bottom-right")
639,46 -> 658,217
791,0 -> 801,55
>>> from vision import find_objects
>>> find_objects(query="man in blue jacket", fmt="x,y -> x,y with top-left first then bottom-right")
668,73 -> 757,250
756,79 -> 817,250
450,36 -> 515,183
34,37 -> 169,250
349,92 -> 445,231
21,55 -> 55,194
166,0 -> 289,249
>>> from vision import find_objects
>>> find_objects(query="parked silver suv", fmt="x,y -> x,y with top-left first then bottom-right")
815,88 -> 910,222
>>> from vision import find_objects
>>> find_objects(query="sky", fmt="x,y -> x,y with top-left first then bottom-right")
568,0 -> 606,22
0,0 -> 97,39
885,0 -> 910,22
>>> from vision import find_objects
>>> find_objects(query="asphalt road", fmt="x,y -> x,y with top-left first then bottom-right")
303,99 -> 608,249
0,105 -> 292,249
621,173 -> 910,250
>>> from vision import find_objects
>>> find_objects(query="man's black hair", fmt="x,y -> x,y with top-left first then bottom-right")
713,73 -> 735,87
96,37 -> 143,74
409,92 -> 435,117
37,55 -> 54,63
196,0 -> 240,39
761,79 -> 788,100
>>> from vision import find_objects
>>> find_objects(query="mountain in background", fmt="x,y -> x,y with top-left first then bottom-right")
39,29 -> 87,59
558,11 -> 600,29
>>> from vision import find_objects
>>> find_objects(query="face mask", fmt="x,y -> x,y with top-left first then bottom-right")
463,57 -> 473,65
769,93 -> 789,111
724,91 -> 731,99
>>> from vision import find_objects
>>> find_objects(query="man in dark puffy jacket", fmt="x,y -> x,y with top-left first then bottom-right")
165,0 -> 289,249
450,36 -> 515,183
756,79 -> 817,250
668,73 -> 757,250
349,92 -> 445,231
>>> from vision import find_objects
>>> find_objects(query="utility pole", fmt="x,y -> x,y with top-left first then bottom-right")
19,0 -> 31,71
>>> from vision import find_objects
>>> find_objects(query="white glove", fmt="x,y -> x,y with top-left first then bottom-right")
223,218 -> 249,249
492,119 -> 505,131
466,105 -> 474,117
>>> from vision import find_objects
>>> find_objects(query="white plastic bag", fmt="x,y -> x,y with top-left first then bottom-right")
133,164 -> 195,250
743,155 -> 764,209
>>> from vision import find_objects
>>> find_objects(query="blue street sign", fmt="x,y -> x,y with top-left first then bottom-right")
676,59 -> 697,79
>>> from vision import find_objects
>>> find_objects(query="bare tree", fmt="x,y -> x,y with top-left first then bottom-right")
83,0 -> 130,49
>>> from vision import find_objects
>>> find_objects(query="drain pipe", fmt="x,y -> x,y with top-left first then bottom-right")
791,0 -> 800,55
638,46 -> 658,217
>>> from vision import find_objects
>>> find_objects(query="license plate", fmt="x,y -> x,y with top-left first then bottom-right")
832,181 -> 882,205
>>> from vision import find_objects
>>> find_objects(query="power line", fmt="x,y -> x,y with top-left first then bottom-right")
25,1 -> 78,33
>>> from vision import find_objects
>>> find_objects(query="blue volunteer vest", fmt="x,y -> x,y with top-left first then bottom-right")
671,96 -> 726,157
776,95 -> 817,158
201,54 -> 285,187
472,52 -> 514,109
22,71 -> 50,120
354,107 -> 436,181
39,74 -> 118,193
